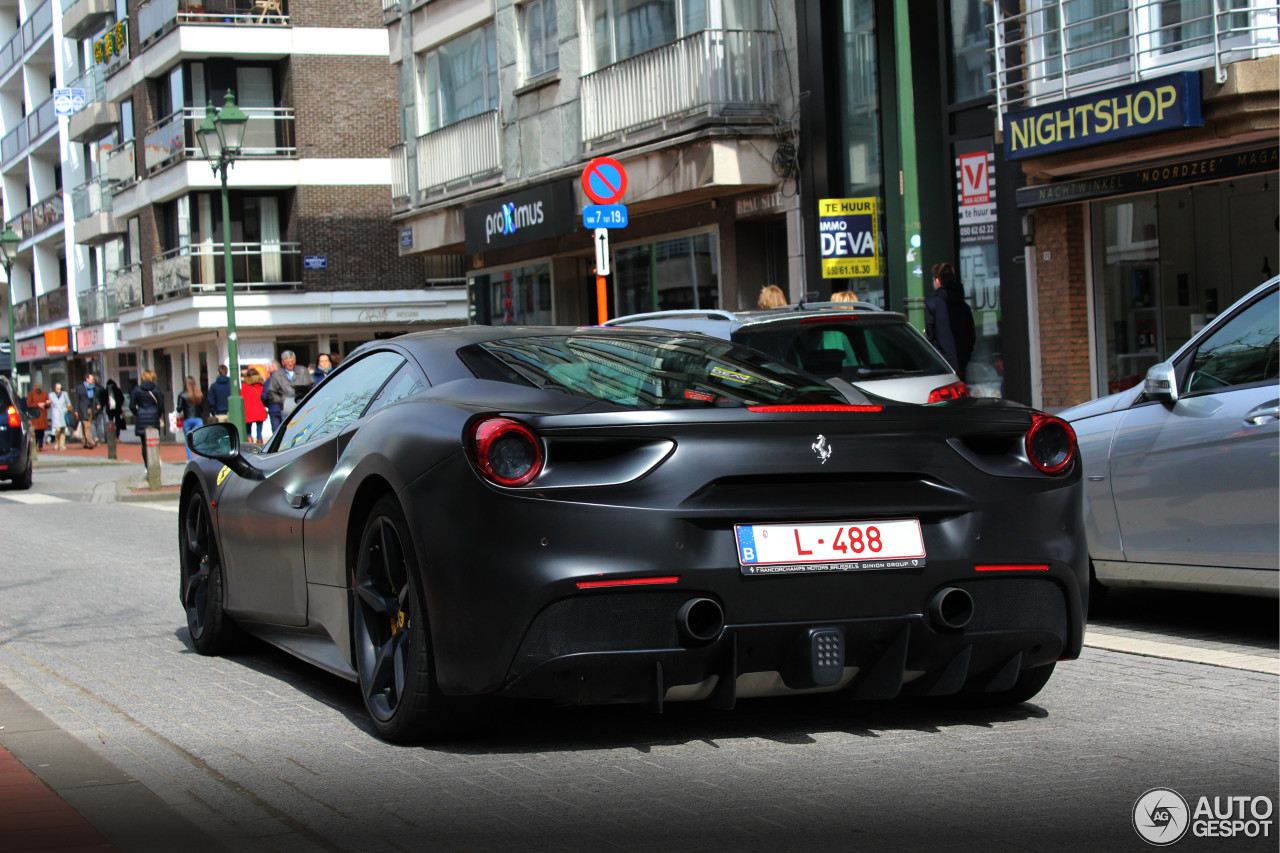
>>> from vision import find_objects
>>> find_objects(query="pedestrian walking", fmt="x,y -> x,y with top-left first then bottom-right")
176,376 -> 207,459
264,350 -> 314,433
25,383 -> 49,448
130,370 -> 165,473
925,262 -> 976,378
73,373 -> 106,449
47,382 -> 71,450
241,368 -> 268,442
206,365 -> 232,423
104,379 -> 126,435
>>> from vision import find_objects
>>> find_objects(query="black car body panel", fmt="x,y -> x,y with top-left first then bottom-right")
0,376 -> 33,486
181,326 -> 1086,729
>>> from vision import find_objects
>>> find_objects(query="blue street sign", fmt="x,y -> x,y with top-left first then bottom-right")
582,204 -> 628,229
303,255 -> 327,270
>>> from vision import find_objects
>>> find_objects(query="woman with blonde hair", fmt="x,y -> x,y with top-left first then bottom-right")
757,284 -> 787,309
830,290 -> 858,302
129,370 -> 165,471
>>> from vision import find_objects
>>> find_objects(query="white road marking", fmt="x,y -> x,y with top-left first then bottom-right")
1085,630 -> 1278,674
0,493 -> 70,504
130,502 -> 180,512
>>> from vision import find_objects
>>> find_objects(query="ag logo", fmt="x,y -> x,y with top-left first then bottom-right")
1133,788 -> 1190,846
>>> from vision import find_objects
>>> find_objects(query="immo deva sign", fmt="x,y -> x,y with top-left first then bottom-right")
818,198 -> 880,278
1003,72 -> 1202,161
463,180 -> 576,254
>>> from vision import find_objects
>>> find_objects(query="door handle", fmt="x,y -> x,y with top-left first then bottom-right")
1243,406 -> 1280,427
289,492 -> 313,509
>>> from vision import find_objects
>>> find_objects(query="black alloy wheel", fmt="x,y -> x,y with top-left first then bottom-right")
352,496 -> 454,742
180,492 -> 240,654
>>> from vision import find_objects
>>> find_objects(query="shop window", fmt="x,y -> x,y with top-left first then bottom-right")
475,263 -> 554,326
522,0 -> 560,81
614,232 -> 719,316
415,24 -> 499,135
950,0 -> 993,103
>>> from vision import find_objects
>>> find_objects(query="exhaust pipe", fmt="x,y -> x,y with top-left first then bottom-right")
676,598 -> 725,643
928,587 -> 974,632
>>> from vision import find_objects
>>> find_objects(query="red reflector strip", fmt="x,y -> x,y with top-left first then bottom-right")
575,576 -> 680,589
747,405 -> 882,413
974,564 -> 1050,572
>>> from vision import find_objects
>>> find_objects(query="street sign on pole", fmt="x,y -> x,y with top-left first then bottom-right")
593,228 -> 610,277
582,157 -> 628,205
583,204 -> 628,229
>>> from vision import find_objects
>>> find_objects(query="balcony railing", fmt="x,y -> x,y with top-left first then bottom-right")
143,106 -> 296,172
65,64 -> 107,103
390,142 -> 409,207
78,283 -> 120,324
1,95 -> 58,167
106,139 -> 136,185
152,242 -> 303,299
415,110 -> 500,196
37,288 -> 70,326
114,263 -> 143,310
992,0 -> 1280,122
13,299 -> 36,331
580,29 -> 778,143
139,0 -> 290,46
71,176 -> 116,221
7,192 -> 65,240
0,0 -> 53,81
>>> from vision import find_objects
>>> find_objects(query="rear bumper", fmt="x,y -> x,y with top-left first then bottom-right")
500,576 -> 1071,705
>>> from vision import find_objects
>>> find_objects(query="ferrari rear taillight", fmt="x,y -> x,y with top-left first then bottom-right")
926,381 -> 969,403
469,416 -> 543,487
1025,414 -> 1076,475
5,405 -> 18,428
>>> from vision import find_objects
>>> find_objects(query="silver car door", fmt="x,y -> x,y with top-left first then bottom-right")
1108,288 -> 1279,574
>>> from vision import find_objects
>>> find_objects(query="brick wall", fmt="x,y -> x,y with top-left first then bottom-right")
1035,203 -> 1092,408
288,55 -> 400,158
295,185 -> 421,291
290,0 -> 383,28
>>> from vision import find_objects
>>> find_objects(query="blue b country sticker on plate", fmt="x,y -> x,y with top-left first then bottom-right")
736,526 -> 759,563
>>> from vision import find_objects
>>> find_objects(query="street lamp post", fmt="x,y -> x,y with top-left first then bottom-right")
197,91 -> 249,439
1,226 -> 20,379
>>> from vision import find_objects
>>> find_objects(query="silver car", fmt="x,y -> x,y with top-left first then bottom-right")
1062,277 -> 1279,599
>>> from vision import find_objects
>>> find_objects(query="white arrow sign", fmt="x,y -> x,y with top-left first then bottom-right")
594,227 -> 610,276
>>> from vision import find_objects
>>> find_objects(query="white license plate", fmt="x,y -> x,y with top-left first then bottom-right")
735,519 -> 926,575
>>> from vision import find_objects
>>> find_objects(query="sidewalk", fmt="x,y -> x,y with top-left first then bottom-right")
33,432 -> 191,468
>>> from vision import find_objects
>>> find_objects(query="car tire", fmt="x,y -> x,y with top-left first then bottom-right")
352,496 -> 456,743
180,491 -> 243,654
15,456 -> 32,490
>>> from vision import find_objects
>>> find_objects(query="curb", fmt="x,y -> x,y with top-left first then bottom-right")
115,474 -> 183,502
0,681 -> 227,853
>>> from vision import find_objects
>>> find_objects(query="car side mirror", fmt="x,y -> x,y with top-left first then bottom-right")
1143,362 -> 1179,404
188,422 -> 260,479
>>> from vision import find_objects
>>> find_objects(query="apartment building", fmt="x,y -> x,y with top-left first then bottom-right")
384,0 -> 800,326
6,0 -> 463,403
989,1 -> 1278,408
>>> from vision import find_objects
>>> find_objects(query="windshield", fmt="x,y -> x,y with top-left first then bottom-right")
734,318 -> 953,381
462,333 -> 846,409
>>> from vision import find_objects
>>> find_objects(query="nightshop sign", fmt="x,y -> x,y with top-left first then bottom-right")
1003,72 -> 1202,161
1016,145 -> 1278,208
463,180 -> 575,253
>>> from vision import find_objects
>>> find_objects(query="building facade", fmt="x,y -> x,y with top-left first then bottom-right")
4,0 -> 464,412
385,0 -> 801,327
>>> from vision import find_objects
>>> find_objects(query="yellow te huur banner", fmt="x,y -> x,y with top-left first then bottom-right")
818,197 -> 879,278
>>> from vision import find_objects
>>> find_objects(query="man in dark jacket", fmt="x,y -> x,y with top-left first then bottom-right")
207,364 -> 232,423
925,262 -> 976,378
264,350 -> 314,432
73,373 -> 106,449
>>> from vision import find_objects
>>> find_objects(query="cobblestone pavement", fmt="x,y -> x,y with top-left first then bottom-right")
0,470 -> 1276,853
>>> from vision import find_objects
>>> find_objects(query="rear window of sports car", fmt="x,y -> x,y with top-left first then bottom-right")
461,334 -> 846,409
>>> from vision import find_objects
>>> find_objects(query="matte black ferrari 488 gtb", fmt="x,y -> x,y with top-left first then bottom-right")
181,326 -> 1086,742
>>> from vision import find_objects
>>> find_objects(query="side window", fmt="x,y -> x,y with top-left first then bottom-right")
1184,290 -> 1279,394
363,364 -> 428,418
274,352 -> 405,451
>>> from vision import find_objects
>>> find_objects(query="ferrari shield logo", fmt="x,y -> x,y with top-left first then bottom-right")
812,435 -> 832,464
